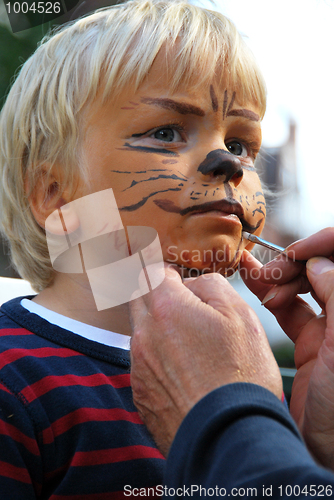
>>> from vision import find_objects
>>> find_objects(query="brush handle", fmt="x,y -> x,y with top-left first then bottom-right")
242,232 -> 285,253
242,232 -> 307,264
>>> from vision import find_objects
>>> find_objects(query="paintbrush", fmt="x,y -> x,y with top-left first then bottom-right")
242,231 -> 285,254
242,231 -> 307,264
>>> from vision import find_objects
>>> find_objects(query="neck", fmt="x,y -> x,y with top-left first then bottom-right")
32,272 -> 132,335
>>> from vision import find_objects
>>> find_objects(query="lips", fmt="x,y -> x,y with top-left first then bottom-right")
185,198 -> 244,218
182,198 -> 264,233
154,197 -> 263,233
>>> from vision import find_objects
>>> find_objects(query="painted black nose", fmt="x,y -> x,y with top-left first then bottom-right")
197,149 -> 243,183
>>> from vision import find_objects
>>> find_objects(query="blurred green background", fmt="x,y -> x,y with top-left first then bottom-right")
0,1 -> 121,109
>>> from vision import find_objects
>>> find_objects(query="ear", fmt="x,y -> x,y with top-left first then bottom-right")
27,165 -> 80,234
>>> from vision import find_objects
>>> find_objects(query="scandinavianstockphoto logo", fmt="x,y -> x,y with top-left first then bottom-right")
165,245 -> 294,282
45,188 -> 165,311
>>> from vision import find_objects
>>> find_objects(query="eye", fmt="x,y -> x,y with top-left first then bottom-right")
152,127 -> 182,142
226,140 -> 248,157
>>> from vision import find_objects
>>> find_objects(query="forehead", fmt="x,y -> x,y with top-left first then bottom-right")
87,50 -> 261,128
94,41 -> 264,116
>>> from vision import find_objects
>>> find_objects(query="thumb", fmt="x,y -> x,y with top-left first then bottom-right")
307,257 -> 334,324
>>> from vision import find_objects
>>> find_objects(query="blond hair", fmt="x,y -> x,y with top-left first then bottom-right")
0,0 -> 266,291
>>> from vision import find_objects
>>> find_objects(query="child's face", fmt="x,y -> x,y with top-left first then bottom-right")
81,52 -> 264,275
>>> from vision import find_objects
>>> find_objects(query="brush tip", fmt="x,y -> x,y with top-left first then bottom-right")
242,231 -> 251,239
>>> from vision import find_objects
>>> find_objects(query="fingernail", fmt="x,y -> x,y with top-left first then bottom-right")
261,286 -> 279,305
307,257 -> 334,275
264,254 -> 287,267
262,259 -> 278,269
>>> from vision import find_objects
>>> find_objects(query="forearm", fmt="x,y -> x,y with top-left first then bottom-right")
165,384 -> 334,499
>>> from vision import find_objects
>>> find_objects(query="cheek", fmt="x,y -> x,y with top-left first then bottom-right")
119,206 -> 174,240
87,151 -> 148,204
242,175 -> 266,218
244,176 -> 266,252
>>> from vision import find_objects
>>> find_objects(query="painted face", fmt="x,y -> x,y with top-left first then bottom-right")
81,54 -> 265,276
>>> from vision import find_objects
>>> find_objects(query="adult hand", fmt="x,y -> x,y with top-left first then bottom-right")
239,227 -> 334,469
130,265 -> 282,457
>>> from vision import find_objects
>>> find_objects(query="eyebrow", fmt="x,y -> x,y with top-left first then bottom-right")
141,97 -> 205,117
226,109 -> 260,122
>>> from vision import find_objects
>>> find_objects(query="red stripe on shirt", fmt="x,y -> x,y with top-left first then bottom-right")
0,347 -> 82,370
71,445 -> 164,467
0,381 -> 12,395
0,419 -> 40,456
0,327 -> 32,337
0,460 -> 31,484
42,407 -> 142,444
21,373 -> 130,403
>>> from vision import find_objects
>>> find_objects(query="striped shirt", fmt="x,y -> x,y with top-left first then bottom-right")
0,297 -> 165,499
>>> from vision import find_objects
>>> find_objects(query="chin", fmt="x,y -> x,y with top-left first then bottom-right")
164,241 -> 243,278
165,258 -> 240,279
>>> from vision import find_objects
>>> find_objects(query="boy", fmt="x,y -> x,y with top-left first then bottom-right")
0,0 -> 267,497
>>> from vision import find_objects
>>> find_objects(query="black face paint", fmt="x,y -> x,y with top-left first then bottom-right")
131,132 -> 146,137
222,90 -> 228,119
226,91 -> 236,116
110,168 -> 168,174
119,187 -> 182,212
197,149 -> 243,183
117,143 -> 179,156
225,183 -> 233,198
252,207 -> 266,217
210,85 -> 218,112
221,90 -> 260,122
162,159 -> 178,164
141,97 -> 205,117
240,217 -> 264,233
154,197 -> 243,217
121,173 -> 187,192
227,109 -> 260,121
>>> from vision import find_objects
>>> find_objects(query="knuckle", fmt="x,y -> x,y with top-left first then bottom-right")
150,294 -> 172,321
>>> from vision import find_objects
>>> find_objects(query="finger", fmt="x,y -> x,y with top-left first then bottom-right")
259,254 -> 305,285
240,251 -> 316,343
306,257 -> 334,327
183,272 -> 226,301
256,228 -> 334,284
130,264 -> 182,331
183,271 -> 254,317
239,250 -> 274,301
310,290 -> 325,312
257,227 -> 334,285
294,315 -> 327,369
139,262 -> 182,308
287,227 -> 334,261
261,274 -> 312,308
